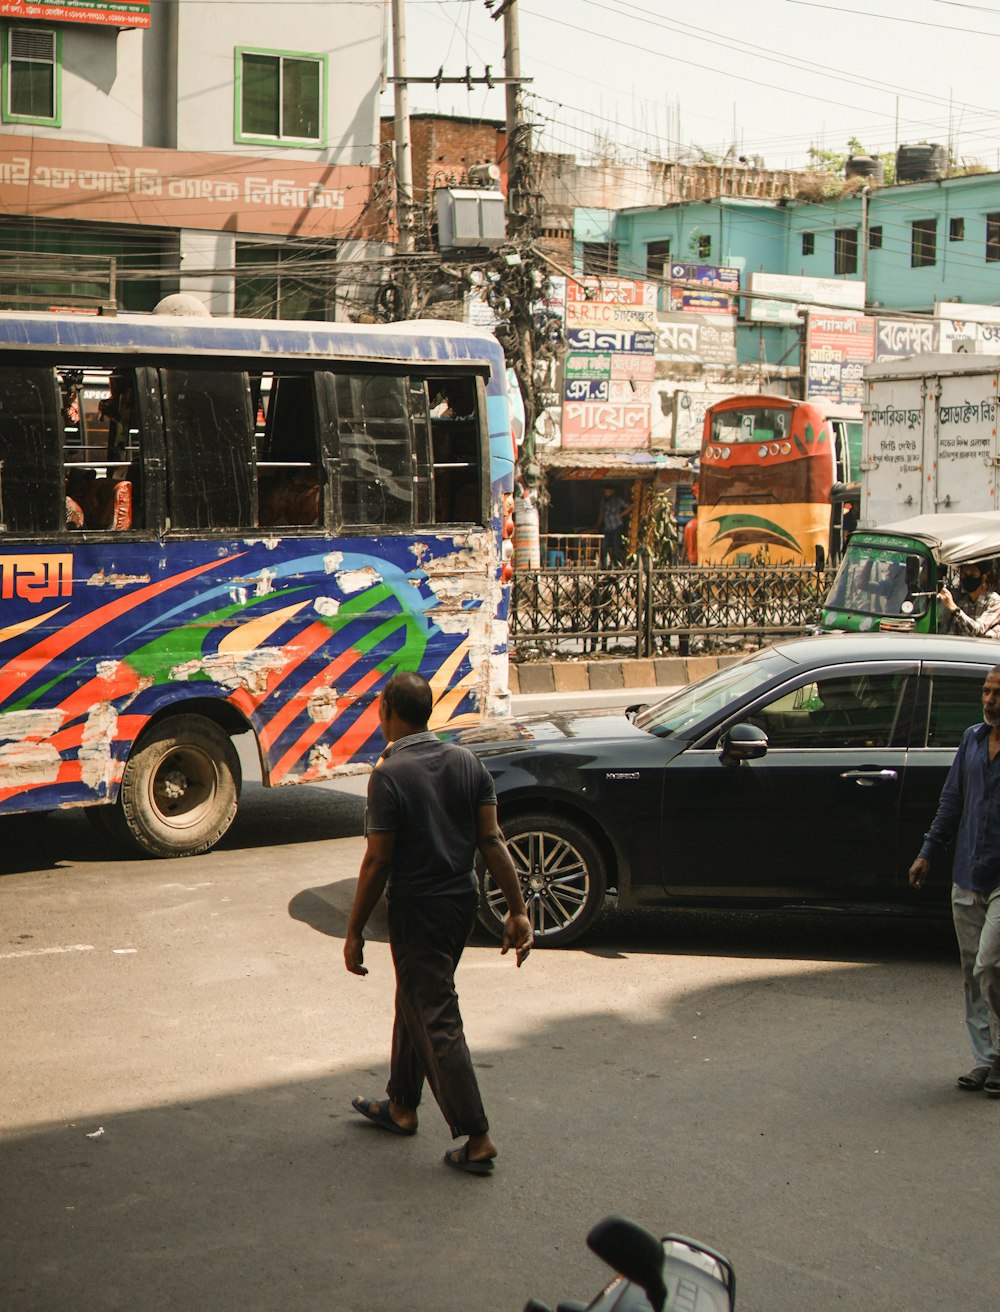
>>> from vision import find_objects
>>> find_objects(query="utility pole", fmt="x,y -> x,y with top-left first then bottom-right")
489,0 -> 541,482
390,0 -> 416,313
503,0 -> 524,229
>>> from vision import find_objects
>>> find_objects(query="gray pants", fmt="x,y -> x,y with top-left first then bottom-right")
951,883 -> 1000,1066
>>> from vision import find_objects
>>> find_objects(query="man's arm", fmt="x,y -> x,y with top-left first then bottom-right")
908,741 -> 967,888
344,829 -> 396,976
476,804 -> 533,966
947,592 -> 1000,637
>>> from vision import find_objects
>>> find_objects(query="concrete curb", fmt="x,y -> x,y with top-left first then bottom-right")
509,654 -> 744,695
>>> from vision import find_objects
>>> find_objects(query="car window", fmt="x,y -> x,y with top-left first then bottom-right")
636,648 -> 794,737
746,672 -> 907,749
925,674 -> 988,749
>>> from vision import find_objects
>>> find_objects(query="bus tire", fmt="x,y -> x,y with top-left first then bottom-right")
476,811 -> 607,948
110,715 -> 242,858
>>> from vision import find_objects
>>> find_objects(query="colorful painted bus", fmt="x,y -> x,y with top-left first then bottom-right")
0,312 -> 515,856
697,395 -> 861,566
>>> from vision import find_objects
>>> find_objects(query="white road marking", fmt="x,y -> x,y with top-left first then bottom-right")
0,943 -> 95,961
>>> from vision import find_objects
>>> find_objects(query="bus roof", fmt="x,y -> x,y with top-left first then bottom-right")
0,311 -> 506,370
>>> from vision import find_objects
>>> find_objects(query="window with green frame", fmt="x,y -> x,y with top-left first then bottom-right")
237,48 -> 324,144
4,26 -> 59,125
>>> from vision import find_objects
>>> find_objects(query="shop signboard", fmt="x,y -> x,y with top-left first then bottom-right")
562,401 -> 652,449
656,311 -> 737,364
667,264 -> 739,314
561,278 -> 655,448
566,298 -> 656,330
611,353 -> 655,381
565,352 -> 613,381
565,379 -> 610,402
875,318 -> 940,360
0,1 -> 150,23
566,326 -> 656,354
805,311 -> 875,405
0,133 -> 375,237
567,276 -> 655,307
670,290 -> 733,315
748,271 -> 866,324
668,386 -> 741,453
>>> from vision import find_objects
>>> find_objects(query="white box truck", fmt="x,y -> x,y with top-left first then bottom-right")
821,356 -> 1000,633
860,354 -> 1000,527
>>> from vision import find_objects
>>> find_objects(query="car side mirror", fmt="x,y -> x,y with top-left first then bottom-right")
719,723 -> 768,767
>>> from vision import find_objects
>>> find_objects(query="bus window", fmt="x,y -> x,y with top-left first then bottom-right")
162,368 -> 254,530
0,366 -> 62,533
334,373 -> 414,527
253,371 -> 323,529
60,366 -> 143,531
425,374 -> 484,524
710,405 -> 791,444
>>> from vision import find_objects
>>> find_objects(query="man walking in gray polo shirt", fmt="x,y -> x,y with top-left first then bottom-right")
344,671 -> 533,1174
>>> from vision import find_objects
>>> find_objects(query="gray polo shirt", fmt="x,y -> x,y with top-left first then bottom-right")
365,730 -> 497,899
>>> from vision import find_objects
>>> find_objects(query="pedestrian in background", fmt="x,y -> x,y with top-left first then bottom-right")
683,503 -> 698,566
908,664 -> 1000,1093
938,560 -> 1000,638
344,671 -> 533,1174
597,485 -> 629,566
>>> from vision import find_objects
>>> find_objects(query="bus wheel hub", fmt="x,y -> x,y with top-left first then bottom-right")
160,770 -> 188,800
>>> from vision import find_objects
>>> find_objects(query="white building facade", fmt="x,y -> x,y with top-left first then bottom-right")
0,1 -> 388,316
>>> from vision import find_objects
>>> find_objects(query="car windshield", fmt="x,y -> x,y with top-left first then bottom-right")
634,648 -> 794,737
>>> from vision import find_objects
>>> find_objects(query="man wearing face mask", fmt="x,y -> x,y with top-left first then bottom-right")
938,560 -> 1000,638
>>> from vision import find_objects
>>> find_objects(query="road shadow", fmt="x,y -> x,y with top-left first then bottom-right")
0,783 -> 367,877
220,782 -> 366,851
579,901 -> 954,966
0,943 -> 991,1312
289,876 -> 389,942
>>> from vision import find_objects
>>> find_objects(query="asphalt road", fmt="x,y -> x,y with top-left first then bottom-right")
0,700 -> 990,1312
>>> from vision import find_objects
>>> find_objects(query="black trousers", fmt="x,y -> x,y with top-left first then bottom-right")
385,890 -> 488,1139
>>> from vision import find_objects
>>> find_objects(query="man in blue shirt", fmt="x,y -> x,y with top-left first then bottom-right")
344,671 -> 533,1174
909,664 -> 1000,1093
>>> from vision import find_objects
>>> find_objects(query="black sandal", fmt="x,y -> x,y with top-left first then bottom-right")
957,1066 -> 989,1091
350,1096 -> 417,1135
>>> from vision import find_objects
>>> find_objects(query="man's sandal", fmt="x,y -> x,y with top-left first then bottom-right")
957,1066 -> 990,1091
350,1096 -> 416,1135
444,1144 -> 495,1175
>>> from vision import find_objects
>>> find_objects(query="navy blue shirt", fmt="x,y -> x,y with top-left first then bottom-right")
365,730 -> 497,899
920,722 -> 1000,893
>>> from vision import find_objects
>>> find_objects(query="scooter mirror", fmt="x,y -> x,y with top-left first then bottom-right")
661,1236 -> 736,1311
586,1217 -> 667,1312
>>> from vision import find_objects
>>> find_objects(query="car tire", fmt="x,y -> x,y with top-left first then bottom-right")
99,715 -> 241,858
478,812 -> 607,948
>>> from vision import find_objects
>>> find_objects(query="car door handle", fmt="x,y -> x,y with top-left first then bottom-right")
839,769 -> 898,786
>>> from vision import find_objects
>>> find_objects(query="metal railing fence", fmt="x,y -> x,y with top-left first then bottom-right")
509,559 -> 828,658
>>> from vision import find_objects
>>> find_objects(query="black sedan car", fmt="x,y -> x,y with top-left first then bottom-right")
450,633 -> 1000,946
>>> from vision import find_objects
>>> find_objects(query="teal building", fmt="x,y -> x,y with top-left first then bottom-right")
602,171 -> 1000,366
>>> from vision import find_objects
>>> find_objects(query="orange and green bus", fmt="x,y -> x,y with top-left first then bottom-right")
697,395 -> 861,567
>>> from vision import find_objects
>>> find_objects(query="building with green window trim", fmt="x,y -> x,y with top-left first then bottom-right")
0,2 -> 387,317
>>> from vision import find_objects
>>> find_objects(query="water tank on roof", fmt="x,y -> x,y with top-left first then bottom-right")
895,142 -> 949,183
845,154 -> 885,184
